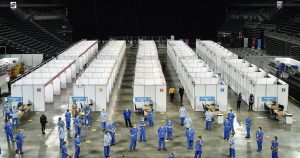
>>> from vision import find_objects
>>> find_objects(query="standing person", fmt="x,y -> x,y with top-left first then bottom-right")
249,94 -> 254,112
271,136 -> 279,158
186,127 -> 194,150
3,101 -> 11,121
104,131 -> 112,158
101,109 -> 107,131
227,110 -> 235,132
169,87 -> 175,102
15,130 -> 24,154
74,115 -> 82,136
12,106 -> 19,128
4,119 -> 14,143
147,110 -> 154,127
205,110 -> 213,130
61,141 -> 70,158
108,121 -> 116,145
229,132 -> 236,158
57,117 -> 65,128
129,124 -> 138,151
256,127 -> 264,152
223,118 -> 231,140
195,135 -> 203,158
162,59 -> 166,72
158,126 -> 167,151
179,105 -> 186,126
123,108 -> 132,128
83,104 -> 91,127
184,116 -> 192,131
245,116 -> 252,138
40,114 -> 48,134
179,87 -> 185,103
166,118 -> 173,140
237,93 -> 242,110
58,126 -> 65,148
65,110 -> 72,130
74,134 -> 81,158
139,118 -> 147,142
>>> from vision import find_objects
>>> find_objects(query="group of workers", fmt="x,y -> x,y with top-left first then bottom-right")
236,93 -> 254,112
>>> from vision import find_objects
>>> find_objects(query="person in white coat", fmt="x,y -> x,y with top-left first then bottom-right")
179,105 -> 186,126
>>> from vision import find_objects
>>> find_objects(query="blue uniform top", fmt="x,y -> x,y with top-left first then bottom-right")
4,105 -> 12,114
4,122 -> 13,133
130,127 -> 138,139
123,110 -> 131,120
108,123 -> 116,133
245,117 -> 252,127
228,112 -> 235,122
256,130 -> 264,142
166,120 -> 173,129
223,120 -> 231,129
74,137 -> 81,149
158,127 -> 167,139
15,133 -> 24,144
271,140 -> 279,153
186,128 -> 195,141
83,106 -> 90,116
61,144 -> 68,157
59,127 -> 65,140
147,111 -> 153,119
57,120 -> 65,127
195,139 -> 203,151
104,133 -> 112,146
74,118 -> 82,127
139,120 -> 146,129
12,109 -> 18,118
65,112 -> 71,121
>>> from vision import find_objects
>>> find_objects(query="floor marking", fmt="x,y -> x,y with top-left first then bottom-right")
160,112 -> 165,115
160,120 -> 166,123
28,119 -> 32,122
257,117 -> 268,119
85,140 -> 92,143
91,129 -> 97,132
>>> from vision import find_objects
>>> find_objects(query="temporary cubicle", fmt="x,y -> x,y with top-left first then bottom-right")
58,40 -> 98,73
196,40 -> 289,111
73,40 -> 126,111
11,59 -> 76,111
167,40 -> 198,73
196,40 -> 238,73
133,40 -> 166,112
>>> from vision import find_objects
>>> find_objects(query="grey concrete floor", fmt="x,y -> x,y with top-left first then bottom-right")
1,46 -> 300,158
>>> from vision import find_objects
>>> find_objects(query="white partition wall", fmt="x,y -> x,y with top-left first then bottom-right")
196,40 -> 289,111
73,40 -> 126,111
167,40 -> 199,73
133,40 -> 166,112
11,59 -> 76,111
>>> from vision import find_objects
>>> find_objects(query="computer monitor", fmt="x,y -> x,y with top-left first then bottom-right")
278,104 -> 284,111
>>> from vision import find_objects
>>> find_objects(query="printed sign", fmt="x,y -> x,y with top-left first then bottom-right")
134,97 -> 151,102
199,96 -> 215,101
5,97 -> 22,103
261,97 -> 277,102
220,88 -> 224,92
72,96 -> 87,102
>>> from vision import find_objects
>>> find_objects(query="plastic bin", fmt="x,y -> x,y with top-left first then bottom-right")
217,113 -> 224,125
285,114 -> 293,124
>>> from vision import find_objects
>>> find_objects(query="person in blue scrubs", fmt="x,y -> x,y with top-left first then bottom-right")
123,108 -> 132,127
108,121 -> 116,145
74,115 -> 82,136
205,110 -> 213,130
65,110 -> 72,130
101,109 -> 107,131
271,136 -> 279,158
147,110 -> 154,127
179,105 -> 186,126
57,117 -> 65,128
195,135 -> 203,158
129,124 -> 138,151
104,131 -> 112,157
74,134 -> 81,158
83,104 -> 91,127
229,132 -> 236,158
4,119 -> 14,143
223,117 -> 231,140
61,141 -> 69,158
245,116 -> 252,138
15,130 -> 24,154
139,118 -> 147,142
12,106 -> 19,128
186,127 -> 194,150
227,110 -> 235,132
3,101 -> 11,121
158,126 -> 167,151
58,126 -> 65,148
166,118 -> 173,140
256,127 -> 264,152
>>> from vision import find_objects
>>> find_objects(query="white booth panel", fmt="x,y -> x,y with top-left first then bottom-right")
84,85 -> 96,111
11,85 -> 22,107
217,85 -> 228,111
79,57 -> 83,70
133,85 -> 145,108
22,85 -> 34,110
66,68 -> 72,83
277,85 -> 289,111
53,78 -> 61,95
195,85 -> 206,111
155,86 -> 166,112
45,84 -> 54,103
254,85 -> 266,111
60,72 -> 67,89
33,85 -> 45,111
71,64 -> 77,77
95,86 -> 107,111
73,85 -> 86,109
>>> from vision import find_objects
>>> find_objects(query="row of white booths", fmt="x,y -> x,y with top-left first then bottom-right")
133,41 -> 166,112
196,40 -> 289,111
73,40 -> 126,111
11,40 -> 98,111
167,40 -> 228,111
